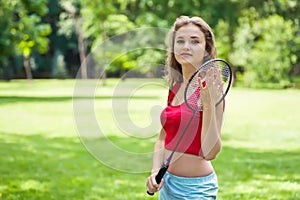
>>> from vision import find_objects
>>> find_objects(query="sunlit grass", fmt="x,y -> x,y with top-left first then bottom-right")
0,79 -> 299,199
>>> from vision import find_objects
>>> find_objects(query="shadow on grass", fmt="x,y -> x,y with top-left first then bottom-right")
214,146 -> 300,199
0,96 -> 73,104
0,133 -> 94,199
1,132 -> 299,199
0,133 -> 155,200
0,95 -> 160,105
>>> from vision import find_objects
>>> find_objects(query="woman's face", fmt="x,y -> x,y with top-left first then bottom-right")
174,23 -> 206,69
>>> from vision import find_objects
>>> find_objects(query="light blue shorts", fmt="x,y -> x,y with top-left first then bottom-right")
159,171 -> 218,200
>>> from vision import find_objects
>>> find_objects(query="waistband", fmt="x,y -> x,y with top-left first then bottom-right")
165,171 -> 217,183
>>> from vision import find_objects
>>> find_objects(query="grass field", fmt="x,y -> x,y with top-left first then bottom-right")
0,79 -> 299,200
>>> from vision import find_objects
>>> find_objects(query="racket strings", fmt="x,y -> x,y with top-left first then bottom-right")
221,66 -> 231,86
185,86 -> 200,111
185,60 -> 231,112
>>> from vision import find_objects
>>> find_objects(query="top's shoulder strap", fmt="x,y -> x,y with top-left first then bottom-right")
167,81 -> 180,105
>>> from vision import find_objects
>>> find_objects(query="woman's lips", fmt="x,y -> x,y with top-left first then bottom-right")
180,53 -> 192,57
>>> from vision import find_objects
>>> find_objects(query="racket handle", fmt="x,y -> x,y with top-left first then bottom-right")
147,165 -> 169,196
155,165 -> 168,184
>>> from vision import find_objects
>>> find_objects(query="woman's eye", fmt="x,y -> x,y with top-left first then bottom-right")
176,40 -> 185,44
191,40 -> 200,44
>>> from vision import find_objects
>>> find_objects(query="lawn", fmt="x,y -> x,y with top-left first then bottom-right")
0,79 -> 299,200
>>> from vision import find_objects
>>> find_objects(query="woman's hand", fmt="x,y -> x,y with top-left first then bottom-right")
146,172 -> 164,194
198,68 -> 223,109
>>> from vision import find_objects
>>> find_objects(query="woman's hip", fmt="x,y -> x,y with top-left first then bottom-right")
159,171 -> 218,200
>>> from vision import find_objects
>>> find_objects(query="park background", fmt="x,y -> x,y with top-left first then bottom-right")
1,0 -> 300,199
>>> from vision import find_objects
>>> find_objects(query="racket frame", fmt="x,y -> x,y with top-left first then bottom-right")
184,58 -> 232,112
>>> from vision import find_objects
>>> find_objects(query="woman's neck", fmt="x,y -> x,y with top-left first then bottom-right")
181,63 -> 197,82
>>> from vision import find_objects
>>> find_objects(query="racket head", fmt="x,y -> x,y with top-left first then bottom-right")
184,58 -> 232,112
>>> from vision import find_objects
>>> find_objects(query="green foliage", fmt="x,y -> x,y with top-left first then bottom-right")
80,0 -> 117,40
215,20 -> 231,59
231,10 -> 297,88
90,26 -> 167,77
58,0 -> 83,38
0,0 -> 300,84
135,12 -> 168,27
0,1 -> 18,66
12,0 -> 51,58
105,14 -> 135,36
20,0 -> 49,16
17,15 -> 51,57
0,0 -> 52,79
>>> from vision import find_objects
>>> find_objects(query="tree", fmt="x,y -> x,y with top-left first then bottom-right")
0,1 -> 21,79
58,0 -> 89,79
12,0 -> 51,79
80,0 -> 136,80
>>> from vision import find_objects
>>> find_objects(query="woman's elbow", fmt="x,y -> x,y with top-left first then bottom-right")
204,141 -> 222,161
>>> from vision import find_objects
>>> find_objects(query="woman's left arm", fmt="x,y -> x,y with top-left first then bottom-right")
200,101 -> 223,160
199,68 -> 224,160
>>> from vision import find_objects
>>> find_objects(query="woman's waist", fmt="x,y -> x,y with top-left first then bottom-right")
164,150 -> 214,177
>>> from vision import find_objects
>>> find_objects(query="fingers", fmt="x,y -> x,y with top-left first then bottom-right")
146,174 -> 163,194
204,67 -> 223,89
198,68 -> 215,89
198,67 -> 223,108
197,76 -> 206,89
158,179 -> 164,190
207,68 -> 217,84
217,68 -> 222,82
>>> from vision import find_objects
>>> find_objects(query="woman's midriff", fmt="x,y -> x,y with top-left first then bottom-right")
164,149 -> 214,177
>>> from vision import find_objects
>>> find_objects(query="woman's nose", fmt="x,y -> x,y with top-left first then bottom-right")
183,41 -> 190,50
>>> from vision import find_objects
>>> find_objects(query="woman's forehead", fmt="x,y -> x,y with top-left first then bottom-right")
175,24 -> 204,38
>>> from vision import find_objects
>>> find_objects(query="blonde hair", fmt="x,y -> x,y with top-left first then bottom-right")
165,16 -> 216,86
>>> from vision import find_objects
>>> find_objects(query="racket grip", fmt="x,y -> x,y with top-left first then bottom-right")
155,165 -> 168,184
147,165 -> 168,196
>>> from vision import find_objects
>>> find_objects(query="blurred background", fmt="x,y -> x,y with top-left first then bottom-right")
1,1 -> 300,199
1,0 -> 300,88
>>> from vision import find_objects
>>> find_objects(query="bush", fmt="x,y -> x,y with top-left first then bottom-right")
230,11 -> 297,88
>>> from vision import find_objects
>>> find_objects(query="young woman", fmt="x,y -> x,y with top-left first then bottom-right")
146,16 -> 224,199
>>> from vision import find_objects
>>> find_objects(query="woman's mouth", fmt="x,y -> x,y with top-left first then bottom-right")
180,52 -> 192,56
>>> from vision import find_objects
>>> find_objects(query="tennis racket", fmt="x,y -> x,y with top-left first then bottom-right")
147,58 -> 232,196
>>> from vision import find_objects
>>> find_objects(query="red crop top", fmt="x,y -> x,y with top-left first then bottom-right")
160,82 -> 204,156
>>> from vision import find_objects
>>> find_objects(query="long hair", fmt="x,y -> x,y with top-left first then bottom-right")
165,16 -> 217,87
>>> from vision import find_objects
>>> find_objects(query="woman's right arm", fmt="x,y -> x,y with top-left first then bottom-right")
146,129 -> 166,194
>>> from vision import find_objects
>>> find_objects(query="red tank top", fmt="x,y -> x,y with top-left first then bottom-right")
160,82 -> 204,156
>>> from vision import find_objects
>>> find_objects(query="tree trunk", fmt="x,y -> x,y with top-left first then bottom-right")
77,26 -> 88,79
24,56 -> 33,80
100,22 -> 107,85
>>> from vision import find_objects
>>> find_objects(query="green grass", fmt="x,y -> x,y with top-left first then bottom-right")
0,79 -> 299,199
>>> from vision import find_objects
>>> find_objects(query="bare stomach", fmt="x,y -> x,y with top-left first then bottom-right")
164,149 -> 214,177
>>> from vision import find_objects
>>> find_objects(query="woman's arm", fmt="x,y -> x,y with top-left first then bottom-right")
146,129 -> 166,194
201,101 -> 223,160
151,129 -> 166,173
199,68 -> 224,160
